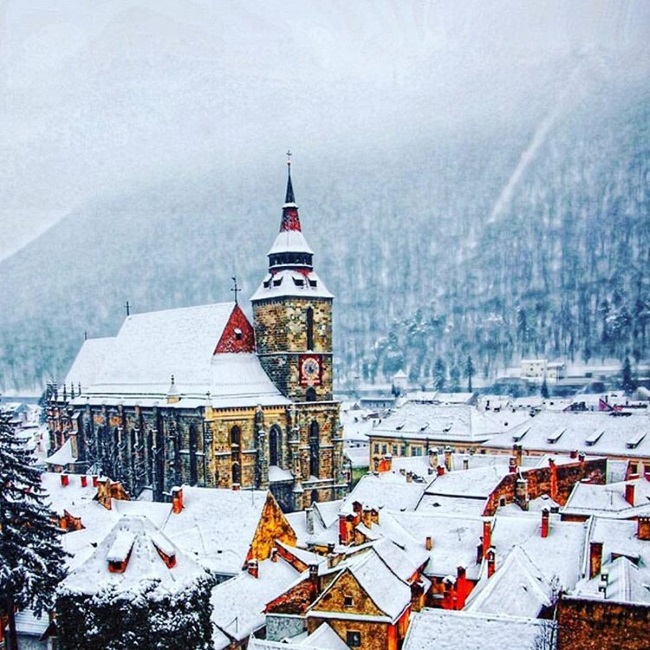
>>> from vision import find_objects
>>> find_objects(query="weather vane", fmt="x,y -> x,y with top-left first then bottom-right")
231,276 -> 240,304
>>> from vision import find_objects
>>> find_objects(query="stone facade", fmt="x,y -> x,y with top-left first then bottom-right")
47,170 -> 348,512
253,297 -> 334,402
557,596 -> 650,650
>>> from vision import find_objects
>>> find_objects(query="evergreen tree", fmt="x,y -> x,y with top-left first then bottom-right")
465,355 -> 475,393
621,355 -> 635,394
449,365 -> 461,392
541,375 -> 549,399
433,358 -> 446,391
0,410 -> 67,648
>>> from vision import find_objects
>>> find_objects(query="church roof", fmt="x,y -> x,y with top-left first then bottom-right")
72,302 -> 289,407
64,336 -> 114,393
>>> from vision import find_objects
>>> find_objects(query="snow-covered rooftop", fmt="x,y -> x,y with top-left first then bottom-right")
486,410 -> 650,458
61,515 -> 206,596
562,475 -> 650,518
403,609 -> 556,650
63,336 -> 114,393
250,269 -> 333,301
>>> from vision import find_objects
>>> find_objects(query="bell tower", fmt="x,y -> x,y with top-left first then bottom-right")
251,155 -> 346,508
251,156 -> 334,402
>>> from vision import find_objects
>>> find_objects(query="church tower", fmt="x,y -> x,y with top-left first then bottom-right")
251,156 -> 346,508
251,157 -> 334,402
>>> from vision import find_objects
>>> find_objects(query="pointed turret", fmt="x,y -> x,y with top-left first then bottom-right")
251,155 -> 332,301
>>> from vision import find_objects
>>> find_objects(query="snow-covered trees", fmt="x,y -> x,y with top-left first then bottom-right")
0,410 -> 67,648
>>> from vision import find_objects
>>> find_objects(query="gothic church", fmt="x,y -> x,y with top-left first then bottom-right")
47,162 -> 347,511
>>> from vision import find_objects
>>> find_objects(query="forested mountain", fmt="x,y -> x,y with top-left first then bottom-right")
0,2 -> 648,393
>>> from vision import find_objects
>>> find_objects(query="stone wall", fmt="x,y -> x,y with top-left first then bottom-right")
557,596 -> 650,650
483,457 -> 607,516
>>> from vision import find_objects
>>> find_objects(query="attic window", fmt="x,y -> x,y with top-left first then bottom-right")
585,429 -> 604,446
512,427 -> 530,443
346,631 -> 361,647
344,595 -> 354,608
546,428 -> 565,444
273,277 -> 283,287
234,328 -> 243,341
107,532 -> 135,574
308,278 -> 318,287
626,432 -> 646,449
292,276 -> 305,287
262,274 -> 272,289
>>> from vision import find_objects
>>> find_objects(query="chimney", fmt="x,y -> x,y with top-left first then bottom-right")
578,453 -> 585,463
486,547 -> 496,578
92,475 -> 100,488
514,444 -> 523,467
425,536 -> 433,551
436,465 -> 445,476
306,507 -> 315,535
444,446 -> 453,471
429,447 -> 439,468
80,475 -> 88,488
171,487 -> 184,514
406,471 -> 413,484
589,541 -> 603,579
462,455 -> 469,471
60,473 -> 69,487
370,508 -> 379,525
339,514 -> 352,546
508,457 -> 517,473
570,449 -> 578,459
625,483 -> 635,506
515,476 -> 529,511
359,507 -> 371,529
541,508 -> 550,538
637,516 -> 650,541
247,559 -> 259,579
476,542 -> 483,565
549,458 -> 558,500
270,548 -> 278,562
482,520 -> 492,559
309,563 -> 320,591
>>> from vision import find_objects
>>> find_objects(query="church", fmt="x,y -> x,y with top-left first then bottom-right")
46,161 -> 348,511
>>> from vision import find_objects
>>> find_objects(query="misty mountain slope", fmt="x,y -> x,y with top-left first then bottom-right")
1,66 -> 648,392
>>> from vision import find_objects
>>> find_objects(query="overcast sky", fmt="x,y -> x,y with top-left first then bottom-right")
1,0 -> 648,262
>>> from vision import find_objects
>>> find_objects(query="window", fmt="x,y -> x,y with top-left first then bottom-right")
234,328 -> 243,341
381,444 -> 387,454
374,443 -> 379,454
412,447 -> 422,456
344,595 -> 353,608
306,387 -> 317,402
269,425 -> 280,466
306,307 -> 314,350
309,421 -> 320,477
230,426 -> 241,447
401,445 -> 407,456
232,462 -> 241,485
346,631 -> 361,647
392,444 -> 398,456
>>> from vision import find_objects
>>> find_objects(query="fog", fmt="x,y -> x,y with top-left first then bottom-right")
2,0 -> 649,261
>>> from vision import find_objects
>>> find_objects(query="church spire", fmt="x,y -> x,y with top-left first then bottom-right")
280,151 -> 301,232
284,150 -> 295,205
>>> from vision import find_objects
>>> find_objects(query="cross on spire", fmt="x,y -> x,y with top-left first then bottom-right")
125,301 -> 131,316
231,276 -> 240,304
284,150 -> 295,204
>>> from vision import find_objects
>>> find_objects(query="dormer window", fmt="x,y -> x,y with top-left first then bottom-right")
308,278 -> 317,287
234,328 -> 243,341
273,277 -> 283,287
344,595 -> 354,608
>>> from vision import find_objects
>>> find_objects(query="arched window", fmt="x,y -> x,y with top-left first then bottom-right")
306,307 -> 314,350
189,424 -> 198,486
309,421 -> 320,477
310,489 -> 319,505
269,425 -> 281,467
230,426 -> 241,447
232,462 -> 241,485
306,387 -> 317,402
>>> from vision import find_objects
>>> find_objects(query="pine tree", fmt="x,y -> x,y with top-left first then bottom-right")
621,355 -> 635,394
433,358 -> 446,391
541,375 -> 549,399
0,410 -> 67,648
465,355 -> 475,393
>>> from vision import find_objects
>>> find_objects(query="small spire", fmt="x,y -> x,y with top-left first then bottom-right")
285,150 -> 295,204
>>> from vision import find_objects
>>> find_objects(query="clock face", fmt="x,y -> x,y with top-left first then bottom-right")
300,355 -> 321,385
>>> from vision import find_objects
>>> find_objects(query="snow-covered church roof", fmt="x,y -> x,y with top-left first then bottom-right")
71,302 -> 290,408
